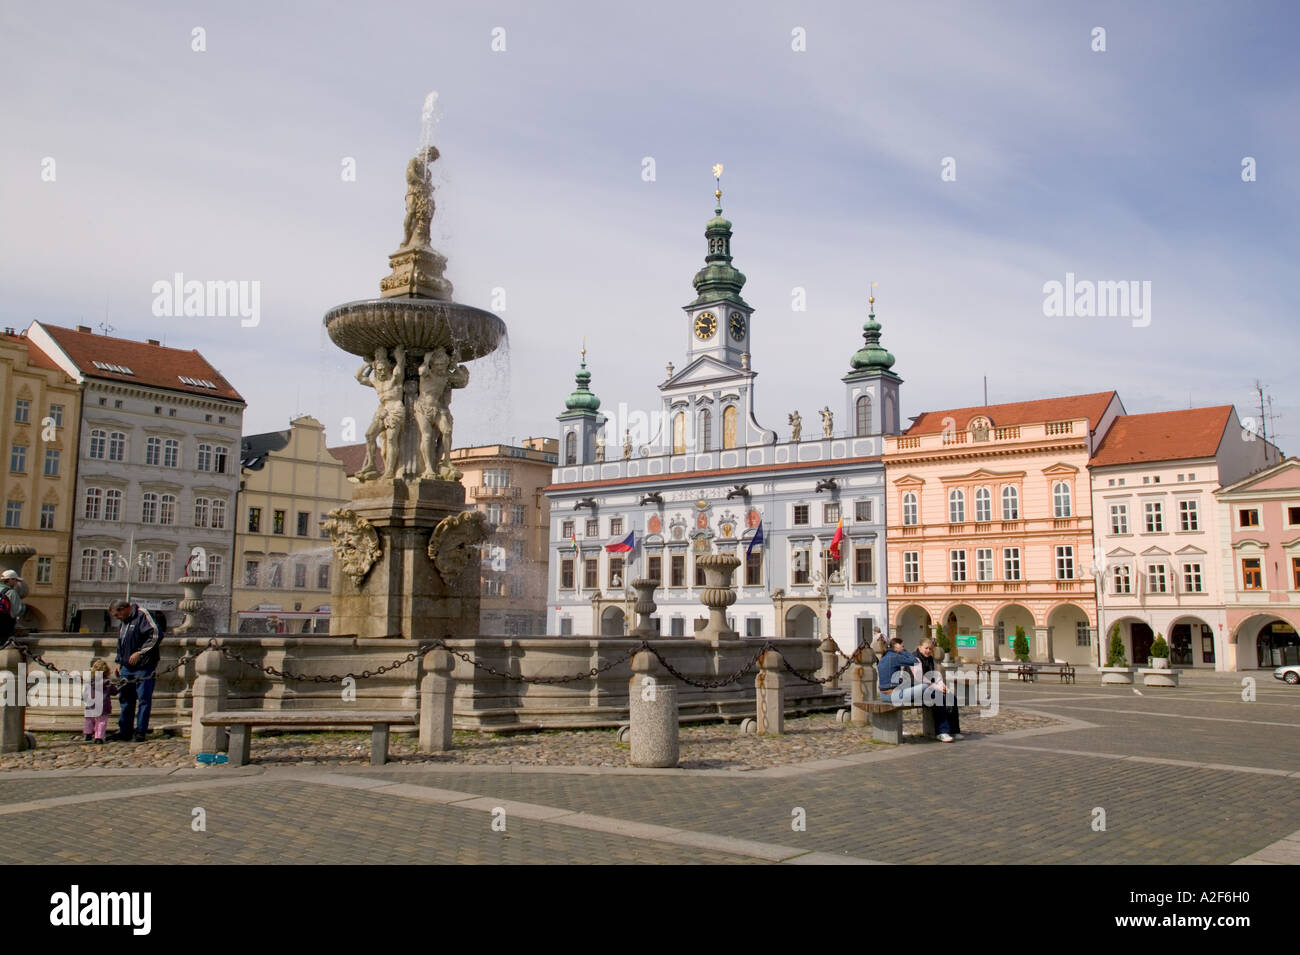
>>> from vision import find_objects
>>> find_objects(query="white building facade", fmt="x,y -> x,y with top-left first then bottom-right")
27,322 -> 244,632
545,197 -> 902,652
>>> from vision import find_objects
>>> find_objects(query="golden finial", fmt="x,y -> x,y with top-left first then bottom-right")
580,338 -> 587,365
869,280 -> 878,308
712,163 -> 723,210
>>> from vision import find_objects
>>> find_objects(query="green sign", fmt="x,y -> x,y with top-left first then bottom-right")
956,633 -> 979,649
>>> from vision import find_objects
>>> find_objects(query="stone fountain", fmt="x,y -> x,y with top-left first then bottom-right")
323,108 -> 502,639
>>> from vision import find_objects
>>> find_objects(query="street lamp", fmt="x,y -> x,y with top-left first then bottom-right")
1088,549 -> 1109,669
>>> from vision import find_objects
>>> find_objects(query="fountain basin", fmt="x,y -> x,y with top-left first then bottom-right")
324,296 -> 506,360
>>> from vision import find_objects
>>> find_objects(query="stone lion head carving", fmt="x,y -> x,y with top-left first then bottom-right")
323,508 -> 382,586
428,510 -> 490,586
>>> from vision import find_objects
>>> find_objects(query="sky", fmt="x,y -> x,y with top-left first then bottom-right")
2,0 -> 1297,452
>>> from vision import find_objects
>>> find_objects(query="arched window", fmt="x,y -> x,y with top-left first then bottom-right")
723,406 -> 738,449
108,432 -> 126,462
1001,485 -> 1019,520
564,432 -> 576,465
1053,481 -> 1072,518
902,492 -> 918,526
673,413 -> 686,454
856,395 -> 872,436
88,429 -> 106,460
159,494 -> 176,526
974,487 -> 992,522
948,489 -> 965,524
699,409 -> 712,452
103,489 -> 122,522
141,492 -> 158,524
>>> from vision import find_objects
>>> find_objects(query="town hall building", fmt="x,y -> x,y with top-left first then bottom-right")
544,187 -> 902,653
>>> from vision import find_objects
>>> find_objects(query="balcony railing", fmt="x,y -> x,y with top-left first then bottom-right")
1055,580 -> 1078,592
993,426 -> 1020,440
472,485 -> 521,499
941,431 -> 968,446
897,436 -> 920,449
1044,421 -> 1073,436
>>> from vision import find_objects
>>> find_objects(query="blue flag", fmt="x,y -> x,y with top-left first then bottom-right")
746,522 -> 764,558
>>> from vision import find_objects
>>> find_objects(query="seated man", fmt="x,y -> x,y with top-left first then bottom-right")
877,635 -> 955,742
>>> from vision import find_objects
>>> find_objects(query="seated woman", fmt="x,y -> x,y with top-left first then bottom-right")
916,638 -> 963,740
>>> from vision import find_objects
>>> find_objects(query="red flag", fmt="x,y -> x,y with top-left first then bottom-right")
829,518 -> 844,559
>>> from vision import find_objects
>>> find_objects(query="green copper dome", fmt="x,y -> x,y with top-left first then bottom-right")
562,360 -> 601,415
686,200 -> 750,309
848,302 -> 897,375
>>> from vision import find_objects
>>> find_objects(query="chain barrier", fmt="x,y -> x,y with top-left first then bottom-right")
213,642 -> 435,683
437,641 -> 641,685
1,634 -> 853,692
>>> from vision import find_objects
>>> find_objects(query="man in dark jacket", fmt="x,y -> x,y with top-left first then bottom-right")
878,635 -> 954,742
109,599 -> 164,741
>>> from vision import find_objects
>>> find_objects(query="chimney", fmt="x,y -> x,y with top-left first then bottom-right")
76,325 -> 91,333
147,339 -> 160,346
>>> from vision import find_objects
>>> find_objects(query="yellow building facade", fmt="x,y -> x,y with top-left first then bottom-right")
0,328 -> 83,630
231,416 -> 351,632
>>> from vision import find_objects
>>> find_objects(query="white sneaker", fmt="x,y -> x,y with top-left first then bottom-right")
937,733 -> 954,742
953,733 -> 965,740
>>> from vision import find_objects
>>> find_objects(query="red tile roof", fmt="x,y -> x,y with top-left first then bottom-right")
35,322 -> 244,402
905,391 -> 1118,436
327,443 -> 371,477
1089,406 -> 1233,467
13,332 -> 65,374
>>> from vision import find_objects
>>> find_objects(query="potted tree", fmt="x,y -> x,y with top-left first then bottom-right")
933,623 -> 950,663
1012,625 -> 1030,662
1099,623 -> 1134,684
1149,633 -> 1170,670
1140,631 -> 1179,686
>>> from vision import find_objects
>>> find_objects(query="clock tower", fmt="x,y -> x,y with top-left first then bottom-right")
683,174 -> 751,368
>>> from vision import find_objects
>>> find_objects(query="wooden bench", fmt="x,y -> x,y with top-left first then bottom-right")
200,710 -> 418,767
978,660 -> 1075,684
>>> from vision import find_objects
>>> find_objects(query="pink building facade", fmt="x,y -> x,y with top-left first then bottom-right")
1089,406 -> 1278,670
1217,457 -> 1300,670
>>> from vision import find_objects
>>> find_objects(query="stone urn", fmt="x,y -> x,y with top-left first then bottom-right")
695,553 -> 740,642
1151,656 -> 1170,670
629,578 -> 659,637
174,574 -> 212,634
932,643 -> 947,664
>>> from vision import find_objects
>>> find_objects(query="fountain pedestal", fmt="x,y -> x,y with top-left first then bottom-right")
329,479 -> 485,640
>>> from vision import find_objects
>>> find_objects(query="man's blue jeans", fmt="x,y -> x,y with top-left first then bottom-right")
117,667 -> 156,736
888,684 -> 953,736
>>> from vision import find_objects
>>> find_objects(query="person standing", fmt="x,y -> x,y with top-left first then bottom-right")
82,658 -> 115,743
109,598 -> 164,742
0,569 -> 26,632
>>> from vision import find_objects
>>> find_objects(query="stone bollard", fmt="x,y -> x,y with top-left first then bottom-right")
628,650 -> 678,767
755,649 -> 785,735
189,645 -> 228,755
817,637 -> 840,689
0,646 -> 27,753
849,647 -> 878,726
418,649 -> 456,753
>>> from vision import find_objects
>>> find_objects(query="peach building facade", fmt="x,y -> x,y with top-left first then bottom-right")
1217,457 -> 1300,670
884,392 -> 1124,664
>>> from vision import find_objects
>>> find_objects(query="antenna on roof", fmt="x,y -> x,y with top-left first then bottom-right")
983,376 -> 988,407
98,321 -> 115,336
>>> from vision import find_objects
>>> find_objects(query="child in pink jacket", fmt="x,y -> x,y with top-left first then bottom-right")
82,658 -> 115,743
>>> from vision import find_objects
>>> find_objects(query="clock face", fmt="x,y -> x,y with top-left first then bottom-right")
729,312 -> 746,341
694,311 -> 717,340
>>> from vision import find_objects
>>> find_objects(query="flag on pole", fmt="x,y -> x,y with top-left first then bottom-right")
829,517 -> 844,559
746,522 -> 764,558
605,531 -> 635,553
569,531 -> 578,553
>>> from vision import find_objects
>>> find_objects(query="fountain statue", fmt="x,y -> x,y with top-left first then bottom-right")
322,99 -> 503,638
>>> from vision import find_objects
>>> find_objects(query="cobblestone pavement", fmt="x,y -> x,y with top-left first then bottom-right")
0,681 -> 1295,864
0,707 -> 1058,772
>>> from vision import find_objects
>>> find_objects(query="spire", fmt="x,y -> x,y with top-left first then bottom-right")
562,344 -> 601,415
686,163 -> 749,309
847,291 -> 898,378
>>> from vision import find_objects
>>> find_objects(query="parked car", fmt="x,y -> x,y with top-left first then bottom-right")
1274,664 -> 1300,685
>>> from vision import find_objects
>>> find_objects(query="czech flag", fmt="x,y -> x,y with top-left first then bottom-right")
829,518 -> 844,559
605,531 -> 635,553
746,522 -> 764,558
